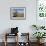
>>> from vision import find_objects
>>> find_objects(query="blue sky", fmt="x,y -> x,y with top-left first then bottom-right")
14,9 -> 24,13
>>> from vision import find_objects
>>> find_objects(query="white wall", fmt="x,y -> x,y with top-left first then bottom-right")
0,0 -> 37,42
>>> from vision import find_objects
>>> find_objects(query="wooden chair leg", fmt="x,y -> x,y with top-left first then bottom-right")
15,34 -> 18,46
4,33 -> 7,46
17,34 -> 18,46
4,41 -> 7,46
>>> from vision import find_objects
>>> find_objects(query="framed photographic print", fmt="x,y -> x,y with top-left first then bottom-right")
10,7 -> 26,20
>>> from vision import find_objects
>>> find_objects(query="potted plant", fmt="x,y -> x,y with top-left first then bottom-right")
32,25 -> 39,30
40,26 -> 45,29
32,24 -> 45,30
33,32 -> 46,43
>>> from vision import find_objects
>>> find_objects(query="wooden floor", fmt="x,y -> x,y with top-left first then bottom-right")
0,42 -> 46,46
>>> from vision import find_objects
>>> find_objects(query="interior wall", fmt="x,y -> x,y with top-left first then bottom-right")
0,0 -> 36,34
0,0 -> 36,42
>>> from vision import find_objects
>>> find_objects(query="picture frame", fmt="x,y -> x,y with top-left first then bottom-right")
10,7 -> 26,20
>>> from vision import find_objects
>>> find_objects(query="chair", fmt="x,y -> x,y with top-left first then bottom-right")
4,27 -> 19,46
18,33 -> 30,46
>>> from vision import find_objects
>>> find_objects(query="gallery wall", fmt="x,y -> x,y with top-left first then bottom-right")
0,0 -> 36,42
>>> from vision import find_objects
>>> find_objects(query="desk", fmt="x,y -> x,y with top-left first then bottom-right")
4,33 -> 18,46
